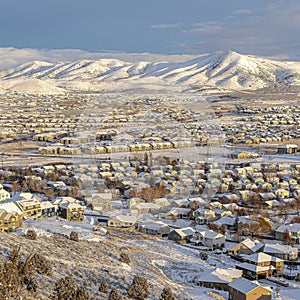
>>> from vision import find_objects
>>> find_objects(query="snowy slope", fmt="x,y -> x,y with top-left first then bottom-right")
1,50 -> 300,94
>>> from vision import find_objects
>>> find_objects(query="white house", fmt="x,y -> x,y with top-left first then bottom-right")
0,184 -> 10,202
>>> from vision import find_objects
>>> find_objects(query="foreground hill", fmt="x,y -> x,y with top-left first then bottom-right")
0,222 -> 218,300
1,50 -> 300,94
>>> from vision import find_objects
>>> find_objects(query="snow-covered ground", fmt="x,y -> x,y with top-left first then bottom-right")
15,216 -> 300,299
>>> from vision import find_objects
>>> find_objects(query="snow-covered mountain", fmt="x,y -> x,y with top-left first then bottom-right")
1,50 -> 300,94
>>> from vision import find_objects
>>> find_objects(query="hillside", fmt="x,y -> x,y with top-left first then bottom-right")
1,50 -> 300,94
0,220 -> 219,300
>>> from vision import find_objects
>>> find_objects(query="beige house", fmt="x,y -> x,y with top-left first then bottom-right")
0,209 -> 23,232
275,223 -> 300,243
236,253 -> 284,279
278,144 -> 298,154
108,215 -> 137,228
88,193 -> 112,211
228,277 -> 272,300
16,198 -> 42,220
228,238 -> 264,256
197,268 -> 242,291
263,243 -> 298,261
130,202 -> 160,214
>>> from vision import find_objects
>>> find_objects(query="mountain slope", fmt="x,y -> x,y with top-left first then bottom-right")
1,50 -> 300,94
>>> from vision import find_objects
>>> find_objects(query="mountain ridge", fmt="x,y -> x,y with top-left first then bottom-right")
1,50 -> 300,94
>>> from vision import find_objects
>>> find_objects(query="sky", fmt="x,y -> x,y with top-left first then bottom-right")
1,0 -> 300,60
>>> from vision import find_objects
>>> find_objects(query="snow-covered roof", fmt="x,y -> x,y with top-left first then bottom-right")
264,243 -> 298,255
276,223 -> 300,233
228,277 -> 272,294
197,267 -> 242,284
171,227 -> 195,237
133,203 -> 160,210
40,201 -> 55,210
236,262 -> 275,273
17,198 -> 40,207
111,215 -> 137,224
169,207 -> 191,216
0,202 -> 23,214
213,215 -> 236,226
198,229 -> 224,239
141,221 -> 169,231
92,193 -> 112,200
244,252 -> 273,264
59,202 -> 84,210
241,238 -> 264,252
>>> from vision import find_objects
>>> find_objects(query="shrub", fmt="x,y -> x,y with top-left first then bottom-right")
26,229 -> 37,240
70,231 -> 79,242
30,253 -> 52,276
160,287 -> 175,300
120,251 -> 131,264
53,276 -> 90,300
127,275 -> 148,299
0,246 -> 39,299
99,280 -> 109,294
23,275 -> 39,292
108,288 -> 123,300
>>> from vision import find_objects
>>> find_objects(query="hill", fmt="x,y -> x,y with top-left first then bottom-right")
0,221 -> 217,300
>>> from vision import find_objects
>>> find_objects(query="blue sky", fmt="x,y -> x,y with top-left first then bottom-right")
1,0 -> 300,59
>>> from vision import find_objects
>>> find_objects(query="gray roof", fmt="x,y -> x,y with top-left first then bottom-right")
228,277 -> 271,294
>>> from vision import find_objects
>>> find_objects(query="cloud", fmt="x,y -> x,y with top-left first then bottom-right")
233,9 -> 252,15
182,0 -> 300,60
150,23 -> 182,29
187,22 -> 223,34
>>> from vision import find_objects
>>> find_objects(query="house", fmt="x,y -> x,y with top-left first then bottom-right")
228,277 -> 272,300
197,267 -> 242,291
239,190 -> 254,202
0,209 -> 23,232
278,144 -> 298,154
130,202 -> 160,214
166,208 -> 193,220
16,198 -> 42,220
129,197 -> 145,208
194,208 -> 216,224
212,215 -> 237,231
168,227 -> 195,243
263,243 -> 298,260
258,192 -> 276,202
264,200 -> 280,209
228,238 -> 264,256
275,223 -> 300,243
88,193 -> 112,211
0,184 -> 10,202
57,202 -> 84,222
236,253 -> 284,279
108,215 -> 137,228
52,196 -> 80,212
275,188 -> 289,199
40,201 -> 56,217
153,197 -> 171,209
191,229 -> 225,249
138,221 -> 170,236
231,151 -> 249,160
